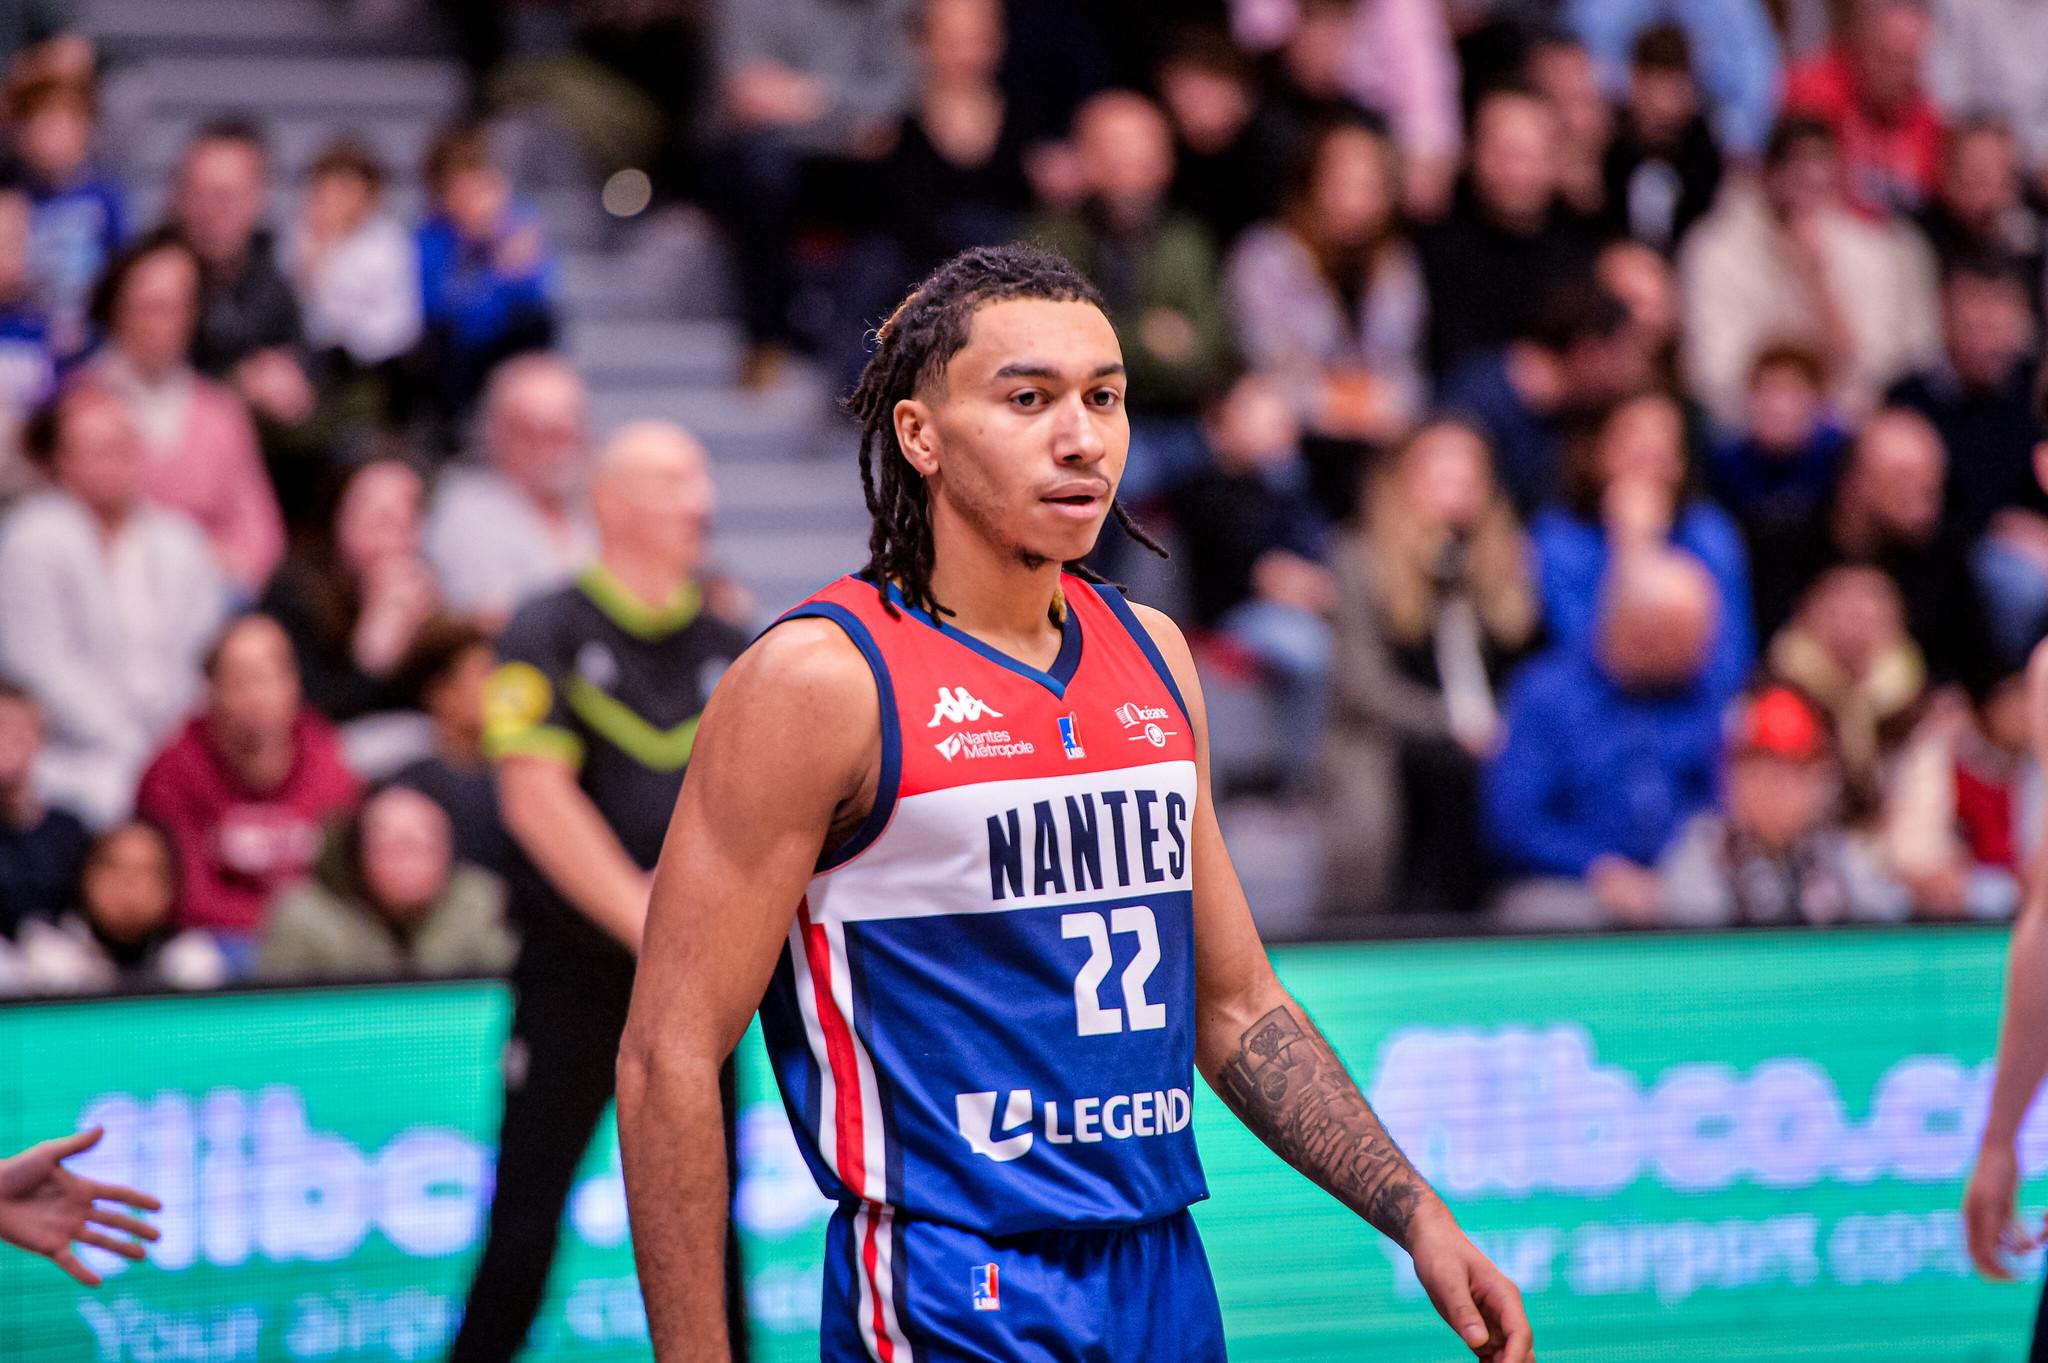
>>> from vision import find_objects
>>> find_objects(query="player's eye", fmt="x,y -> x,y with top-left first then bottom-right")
1011,390 -> 1043,410
1089,387 -> 1123,409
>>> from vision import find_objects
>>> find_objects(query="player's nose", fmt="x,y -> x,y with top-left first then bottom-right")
1050,391 -> 1106,464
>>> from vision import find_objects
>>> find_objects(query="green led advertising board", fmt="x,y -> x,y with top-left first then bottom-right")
0,927 -> 2038,1361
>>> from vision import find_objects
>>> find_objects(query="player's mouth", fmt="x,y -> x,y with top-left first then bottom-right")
1040,481 -> 1109,519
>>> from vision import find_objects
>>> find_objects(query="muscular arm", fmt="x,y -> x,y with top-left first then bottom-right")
617,620 -> 877,1362
1129,601 -> 1529,1358
498,755 -> 653,951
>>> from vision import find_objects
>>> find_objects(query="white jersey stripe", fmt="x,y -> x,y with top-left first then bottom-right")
786,914 -> 838,1174
824,916 -> 890,1206
874,1203 -> 912,1361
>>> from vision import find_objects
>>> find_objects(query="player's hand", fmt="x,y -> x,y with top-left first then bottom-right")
1965,1139 -> 2036,1280
1407,1205 -> 1533,1361
0,1127 -> 160,1286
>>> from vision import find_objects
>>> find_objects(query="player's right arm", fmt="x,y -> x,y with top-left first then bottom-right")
616,618 -> 879,1363
1965,639 -> 2048,1278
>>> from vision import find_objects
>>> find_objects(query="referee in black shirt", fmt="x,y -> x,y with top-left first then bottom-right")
451,420 -> 750,1361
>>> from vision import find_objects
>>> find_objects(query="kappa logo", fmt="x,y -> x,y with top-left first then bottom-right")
1114,699 -> 1178,749
929,686 -> 1003,727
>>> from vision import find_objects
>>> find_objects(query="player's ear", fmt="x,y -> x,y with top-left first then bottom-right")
2034,441 -> 2048,498
894,397 -> 942,478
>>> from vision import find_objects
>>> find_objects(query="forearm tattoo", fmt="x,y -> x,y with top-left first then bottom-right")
1218,1005 -> 1426,1240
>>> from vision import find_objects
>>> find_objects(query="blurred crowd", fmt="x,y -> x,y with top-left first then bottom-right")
3,0 -> 2048,996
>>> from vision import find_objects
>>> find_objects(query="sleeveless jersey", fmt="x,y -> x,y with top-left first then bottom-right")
757,573 -> 1210,1246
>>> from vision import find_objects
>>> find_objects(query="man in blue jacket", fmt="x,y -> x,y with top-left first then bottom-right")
1484,546 -> 1727,927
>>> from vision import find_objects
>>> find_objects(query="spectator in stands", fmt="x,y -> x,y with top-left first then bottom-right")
1932,668 -> 2037,917
842,0 -> 1030,385
417,121 -> 558,426
1168,372 -> 1333,781
1222,115 -> 1428,452
1928,0 -> 2048,181
1533,389 -> 1755,701
1657,683 -> 1910,926
1708,343 -> 1852,547
1031,91 -> 1233,427
1417,86 -> 1604,378
1565,0 -> 1782,160
390,618 -> 505,872
1320,418 -> 1538,918
1752,407 -> 1998,687
1528,30 -> 1615,223
7,71 -> 118,360
1913,119 -> 2045,292
1596,237 -> 1686,394
258,784 -> 513,981
1438,278 -> 1646,511
1783,0 -> 1945,217
83,231 -> 285,593
424,353 -> 594,626
881,0 -> 1029,279
1599,24 -> 1721,254
0,182 -> 54,502
709,0 -> 919,388
6,818 -> 229,994
1235,0 -> 1463,219
288,138 -> 422,381
0,5 -> 91,93
136,613 -> 361,959
0,387 -> 225,825
1485,548 -> 1725,928
1887,253 -> 2045,664
1765,563 -> 1928,817
1679,116 -> 1941,428
0,680 -> 86,934
1156,28 -> 1290,250
260,457 -> 443,723
168,119 -> 318,431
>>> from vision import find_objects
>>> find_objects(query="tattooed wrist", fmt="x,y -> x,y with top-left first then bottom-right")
1218,1005 -> 1427,1241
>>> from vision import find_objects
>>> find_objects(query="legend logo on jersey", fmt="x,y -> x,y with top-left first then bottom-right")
929,685 -> 1002,727
972,1263 -> 1001,1312
1058,712 -> 1085,760
1114,699 -> 1177,748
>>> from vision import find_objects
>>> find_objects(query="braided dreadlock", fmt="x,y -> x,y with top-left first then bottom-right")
845,242 -> 1167,622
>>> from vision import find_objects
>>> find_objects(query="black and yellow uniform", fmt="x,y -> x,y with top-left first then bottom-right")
451,564 -> 749,1363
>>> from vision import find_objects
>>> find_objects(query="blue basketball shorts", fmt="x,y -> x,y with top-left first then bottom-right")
819,1203 -> 1228,1362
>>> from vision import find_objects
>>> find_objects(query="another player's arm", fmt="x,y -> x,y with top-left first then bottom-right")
1965,641 -> 2048,1278
617,621 -> 878,1363
1129,601 -> 1533,1363
499,756 -> 656,949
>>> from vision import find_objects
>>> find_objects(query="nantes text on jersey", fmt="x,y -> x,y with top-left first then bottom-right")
756,574 -> 1209,1244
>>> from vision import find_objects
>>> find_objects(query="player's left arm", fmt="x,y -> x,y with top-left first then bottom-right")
1129,600 -> 1533,1363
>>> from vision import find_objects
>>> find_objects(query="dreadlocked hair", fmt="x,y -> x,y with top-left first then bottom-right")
845,242 -> 1168,622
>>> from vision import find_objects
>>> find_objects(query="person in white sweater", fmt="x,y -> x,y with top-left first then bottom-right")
0,386 -> 227,824
1679,115 -> 1939,427
288,138 -> 421,370
423,352 -> 595,627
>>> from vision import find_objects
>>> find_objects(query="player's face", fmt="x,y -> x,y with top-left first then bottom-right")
910,298 -> 1129,569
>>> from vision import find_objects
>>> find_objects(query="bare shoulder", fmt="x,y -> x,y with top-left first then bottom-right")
696,616 -> 879,779
723,616 -> 874,711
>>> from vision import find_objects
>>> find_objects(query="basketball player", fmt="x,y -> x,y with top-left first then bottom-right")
619,245 -> 1532,1361
1964,401 -> 2048,1356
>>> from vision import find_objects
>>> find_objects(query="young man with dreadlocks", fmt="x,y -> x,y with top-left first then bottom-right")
618,243 -> 1532,1362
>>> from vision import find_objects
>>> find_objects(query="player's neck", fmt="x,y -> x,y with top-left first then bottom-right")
926,525 -> 1065,663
